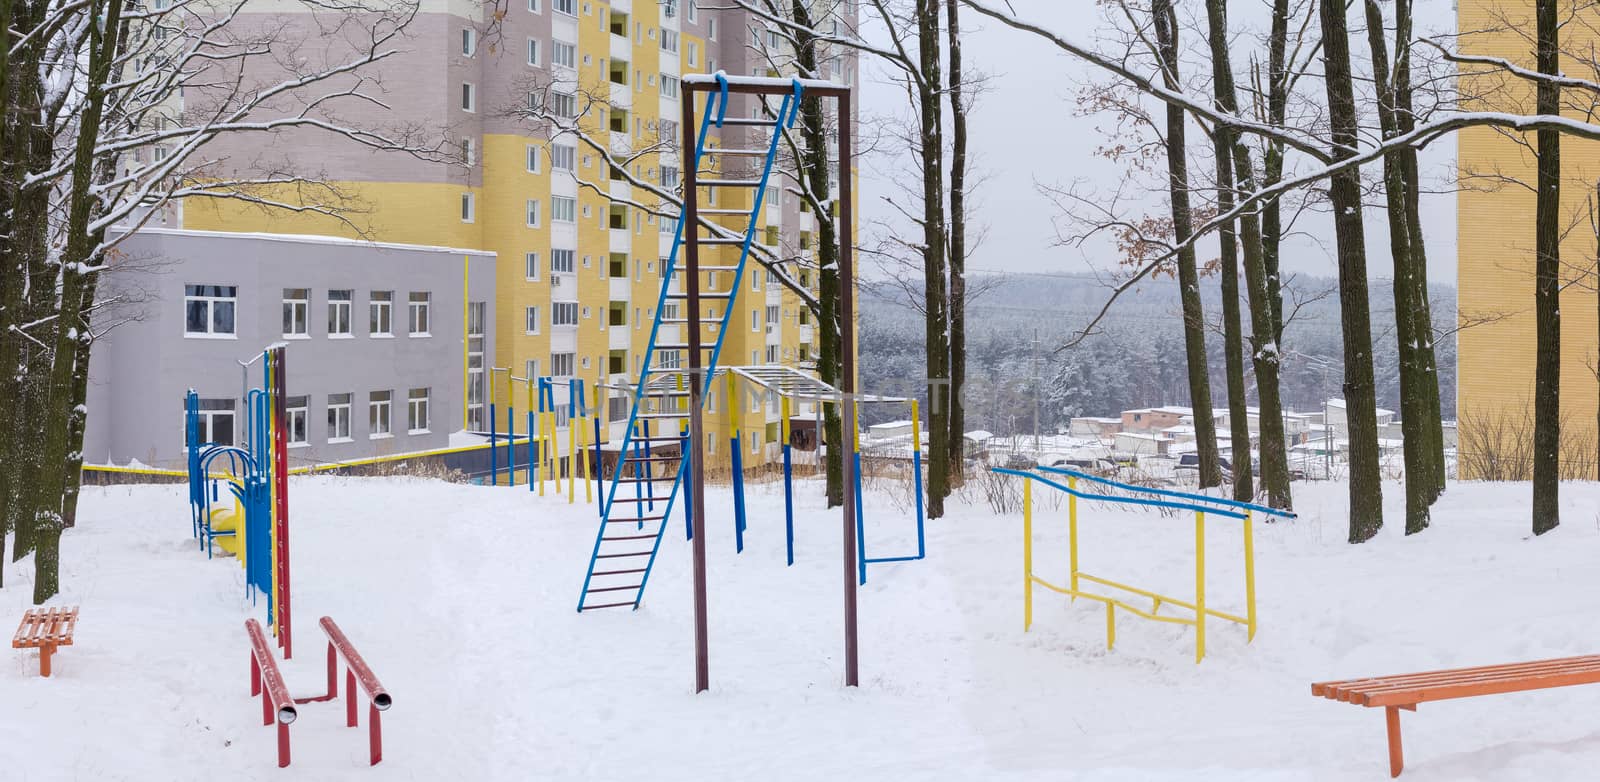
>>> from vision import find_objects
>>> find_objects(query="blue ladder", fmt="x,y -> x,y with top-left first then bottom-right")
577,75 -> 803,611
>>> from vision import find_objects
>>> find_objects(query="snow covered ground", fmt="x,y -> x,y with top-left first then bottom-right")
4,475 -> 1600,780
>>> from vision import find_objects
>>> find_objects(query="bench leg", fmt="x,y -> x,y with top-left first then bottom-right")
1385,705 -> 1404,778
39,644 -> 53,678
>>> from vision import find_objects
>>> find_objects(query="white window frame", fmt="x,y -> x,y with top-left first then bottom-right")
369,291 -> 393,337
408,292 -> 431,336
407,388 -> 430,434
327,290 -> 353,337
281,288 -> 309,338
184,285 -> 238,338
327,393 -> 353,442
369,390 -> 392,438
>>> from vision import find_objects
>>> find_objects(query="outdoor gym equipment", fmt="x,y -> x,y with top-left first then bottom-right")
991,465 -> 1294,662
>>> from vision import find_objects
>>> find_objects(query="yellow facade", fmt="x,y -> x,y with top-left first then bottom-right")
187,1 -> 843,467
1458,0 -> 1600,478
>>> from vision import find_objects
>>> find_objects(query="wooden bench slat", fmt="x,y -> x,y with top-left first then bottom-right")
1314,655 -> 1600,704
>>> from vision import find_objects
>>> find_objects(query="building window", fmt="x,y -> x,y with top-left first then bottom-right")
184,284 -> 237,337
525,252 -> 540,281
551,352 -> 575,377
369,390 -> 392,437
461,82 -> 475,112
554,0 -> 574,14
552,301 -> 579,326
551,248 -> 575,273
461,192 -> 475,222
369,291 -> 393,336
525,306 -> 540,334
526,143 -> 541,173
408,292 -> 431,336
408,388 -> 430,433
285,396 -> 308,446
552,195 -> 576,222
552,91 -> 576,119
278,288 -> 309,337
327,393 -> 352,441
551,143 -> 575,171
526,37 -> 539,66
462,28 -> 476,56
327,289 -> 352,336
552,40 -> 576,68
467,302 -> 486,430
193,398 -> 236,446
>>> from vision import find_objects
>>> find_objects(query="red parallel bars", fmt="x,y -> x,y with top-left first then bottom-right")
245,619 -> 298,768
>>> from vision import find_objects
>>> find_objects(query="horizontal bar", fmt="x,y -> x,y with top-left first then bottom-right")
1037,465 -> 1297,518
991,468 -> 1247,519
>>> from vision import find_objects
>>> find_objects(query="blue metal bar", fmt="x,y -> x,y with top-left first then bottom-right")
1035,465 -> 1296,518
783,443 -> 794,566
732,432 -> 745,554
854,450 -> 867,585
990,468 -> 1249,519
507,405 -> 516,488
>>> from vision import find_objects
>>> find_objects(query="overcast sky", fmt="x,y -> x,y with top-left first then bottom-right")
858,0 -> 1461,286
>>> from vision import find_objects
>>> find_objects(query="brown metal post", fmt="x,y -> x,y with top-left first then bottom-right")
682,87 -> 711,695
838,89 -> 859,687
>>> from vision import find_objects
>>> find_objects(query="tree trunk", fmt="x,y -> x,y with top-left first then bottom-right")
789,0 -> 845,507
1363,0 -> 1430,535
1154,0 -> 1222,489
1213,138 -> 1254,502
946,0 -> 968,486
1262,0 -> 1289,343
1206,0 -> 1291,509
916,0 -> 950,519
1532,0 -> 1561,535
1318,0 -> 1385,542
1392,0 -> 1446,502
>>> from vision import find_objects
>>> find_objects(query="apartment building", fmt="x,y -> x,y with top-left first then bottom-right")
85,228 -> 496,468
1456,0 -> 1600,477
179,0 -> 860,468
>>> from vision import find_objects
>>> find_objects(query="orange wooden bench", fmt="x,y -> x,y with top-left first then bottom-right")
11,607 -> 80,677
1313,654 -> 1600,777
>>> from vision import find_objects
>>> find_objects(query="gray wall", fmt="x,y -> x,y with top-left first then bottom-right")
85,228 -> 495,469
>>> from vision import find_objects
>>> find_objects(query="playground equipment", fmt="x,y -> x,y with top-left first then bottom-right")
575,73 -> 860,690
246,616 -> 394,768
1314,656 -> 1600,777
11,606 -> 79,678
991,465 -> 1294,662
186,344 -> 293,658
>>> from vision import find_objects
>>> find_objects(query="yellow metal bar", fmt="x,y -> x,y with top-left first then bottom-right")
1195,510 -> 1206,664
462,254 -> 469,431
1244,510 -> 1257,642
1068,476 -> 1079,595
1023,478 -> 1033,632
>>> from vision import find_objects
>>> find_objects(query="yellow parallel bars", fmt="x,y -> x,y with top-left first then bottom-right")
1017,472 -> 1256,663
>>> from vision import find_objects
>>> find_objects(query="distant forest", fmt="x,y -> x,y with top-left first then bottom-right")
858,272 -> 1457,435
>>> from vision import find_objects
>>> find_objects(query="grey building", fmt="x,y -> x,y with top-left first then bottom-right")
85,228 -> 496,469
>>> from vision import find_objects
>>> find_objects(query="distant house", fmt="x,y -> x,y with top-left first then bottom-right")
1114,431 -> 1170,456
1120,406 -> 1190,433
1069,416 -> 1122,439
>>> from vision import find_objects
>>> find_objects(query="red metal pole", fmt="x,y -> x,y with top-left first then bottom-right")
368,703 -> 383,765
272,347 -> 292,659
